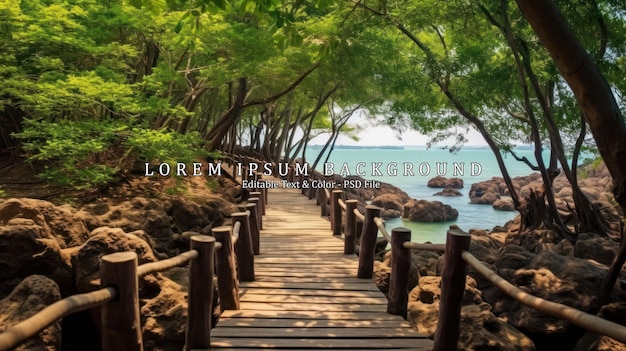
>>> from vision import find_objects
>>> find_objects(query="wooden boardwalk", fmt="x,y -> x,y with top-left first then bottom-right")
210,187 -> 433,350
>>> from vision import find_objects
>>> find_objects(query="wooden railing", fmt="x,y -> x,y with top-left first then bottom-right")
298,184 -> 626,351
0,163 -> 265,351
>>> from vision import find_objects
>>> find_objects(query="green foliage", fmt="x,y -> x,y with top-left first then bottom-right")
13,119 -> 214,190
15,119 -> 127,189
124,128 -> 212,164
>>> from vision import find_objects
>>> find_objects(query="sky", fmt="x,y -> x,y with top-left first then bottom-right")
309,111 -> 489,147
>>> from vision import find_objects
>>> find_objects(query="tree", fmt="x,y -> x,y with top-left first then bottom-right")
514,0 -> 626,305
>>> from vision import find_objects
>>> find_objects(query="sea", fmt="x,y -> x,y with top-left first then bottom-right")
308,145 -> 553,244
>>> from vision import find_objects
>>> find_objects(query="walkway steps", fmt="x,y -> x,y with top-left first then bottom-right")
210,187 -> 433,350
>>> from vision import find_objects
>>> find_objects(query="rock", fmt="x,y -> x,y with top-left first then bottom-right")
372,260 -> 391,295
433,187 -> 463,197
574,303 -> 626,351
71,227 -> 159,293
141,277 -> 189,351
403,200 -> 458,222
0,198 -> 90,248
0,275 -> 62,351
493,198 -> 515,211
458,303 -> 535,351
574,233 -> 619,266
469,178 -> 503,204
505,229 -> 560,253
494,250 -> 609,336
407,276 -> 533,351
370,194 -> 404,218
427,176 -> 464,189
0,224 -> 72,297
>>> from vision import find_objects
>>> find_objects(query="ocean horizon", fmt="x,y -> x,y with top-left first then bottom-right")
307,145 -> 556,243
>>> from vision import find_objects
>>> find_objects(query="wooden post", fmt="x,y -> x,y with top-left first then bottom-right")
232,212 -> 255,281
344,200 -> 358,255
319,188 -> 329,217
356,218 -> 363,240
100,252 -> 142,351
185,235 -> 216,350
288,165 -> 295,182
387,227 -> 412,318
331,190 -> 343,236
213,226 -> 241,311
240,203 -> 260,255
249,191 -> 264,217
357,205 -> 382,279
298,173 -> 312,195
307,175 -> 315,199
249,197 -> 262,230
433,226 -> 471,351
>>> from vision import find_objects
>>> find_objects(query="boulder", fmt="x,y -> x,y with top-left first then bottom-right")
493,250 -> 610,337
469,178 -> 504,204
371,194 -> 404,218
0,223 -> 72,297
403,200 -> 458,222
574,233 -> 619,266
0,198 -> 90,248
407,276 -> 534,351
71,227 -> 159,293
0,275 -> 62,351
433,187 -> 463,197
493,198 -> 515,211
427,176 -> 464,189
574,303 -> 626,351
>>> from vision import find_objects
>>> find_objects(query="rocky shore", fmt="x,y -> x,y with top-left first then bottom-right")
370,161 -> 626,351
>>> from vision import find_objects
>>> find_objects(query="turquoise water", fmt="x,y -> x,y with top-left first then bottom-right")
308,146 -> 550,243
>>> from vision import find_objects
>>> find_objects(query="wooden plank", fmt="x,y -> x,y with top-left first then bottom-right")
237,288 -> 383,298
238,281 -> 380,291
252,271 -> 356,278
211,338 -> 432,349
251,276 -> 372,283
239,302 -> 385,312
238,294 -> 387,305
219,310 -> 404,320
212,327 -> 425,338
216,318 -> 413,328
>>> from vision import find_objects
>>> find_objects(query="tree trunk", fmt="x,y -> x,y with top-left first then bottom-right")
515,0 -> 626,303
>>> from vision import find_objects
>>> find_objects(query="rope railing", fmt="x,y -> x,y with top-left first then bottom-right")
137,249 -> 200,278
373,217 -> 391,242
0,287 -> 117,351
403,242 -> 446,252
353,208 -> 365,221
337,198 -> 347,211
462,251 -> 626,345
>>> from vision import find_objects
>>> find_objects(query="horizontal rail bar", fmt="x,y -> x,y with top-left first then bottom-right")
461,251 -> 626,344
136,249 -> 199,277
353,208 -> 365,221
0,287 -> 117,351
338,198 -> 347,211
373,217 -> 391,242
403,242 -> 446,252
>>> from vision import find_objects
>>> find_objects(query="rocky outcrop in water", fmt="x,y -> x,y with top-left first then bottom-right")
403,200 -> 458,222
427,175 -> 464,189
